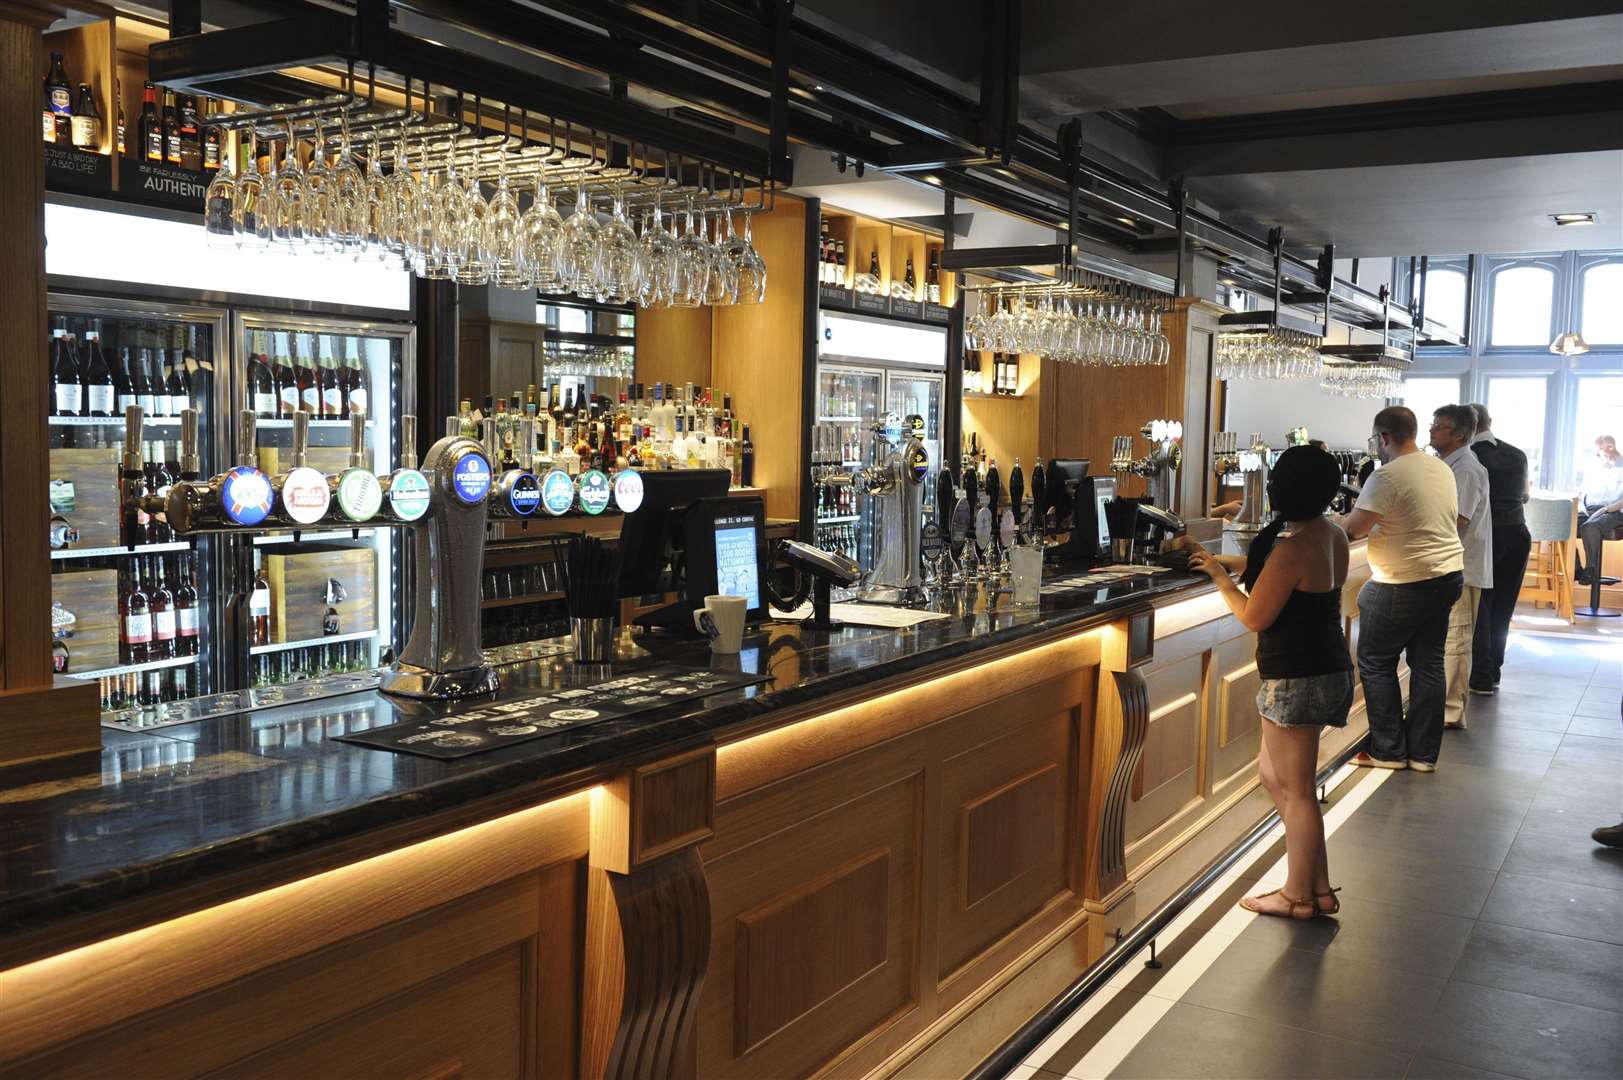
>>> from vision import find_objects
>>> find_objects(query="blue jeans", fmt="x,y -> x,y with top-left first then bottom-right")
1356,572 -> 1464,765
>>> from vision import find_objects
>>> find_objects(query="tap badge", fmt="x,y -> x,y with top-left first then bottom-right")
281,466 -> 331,525
387,469 -> 430,521
577,470 -> 611,515
451,453 -> 492,505
612,469 -> 644,514
336,469 -> 382,522
222,466 -> 272,527
540,469 -> 575,516
507,472 -> 542,516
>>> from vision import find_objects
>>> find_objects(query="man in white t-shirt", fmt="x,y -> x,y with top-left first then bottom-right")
1429,405 -> 1492,730
1340,406 -> 1464,771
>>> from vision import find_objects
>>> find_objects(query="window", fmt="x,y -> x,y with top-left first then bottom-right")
1572,376 -> 1623,488
1420,267 -> 1467,337
1580,263 -> 1623,344
1486,376 -> 1548,480
1489,265 -> 1555,347
1397,376 -> 1464,431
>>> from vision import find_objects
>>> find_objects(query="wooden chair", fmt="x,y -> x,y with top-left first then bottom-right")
1521,495 -> 1578,623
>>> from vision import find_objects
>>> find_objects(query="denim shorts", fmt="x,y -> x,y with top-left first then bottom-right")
1256,670 -> 1355,728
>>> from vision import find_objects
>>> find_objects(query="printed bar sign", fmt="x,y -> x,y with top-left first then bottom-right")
45,145 -> 113,196
122,160 -> 211,211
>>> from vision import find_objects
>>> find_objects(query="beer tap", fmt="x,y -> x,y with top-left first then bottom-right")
270,409 -> 331,530
1008,458 -> 1025,543
1110,420 -> 1184,510
378,414 -> 431,524
325,408 -> 382,527
1223,432 -> 1274,551
490,416 -> 542,522
1030,462 -> 1047,552
158,409 -> 273,533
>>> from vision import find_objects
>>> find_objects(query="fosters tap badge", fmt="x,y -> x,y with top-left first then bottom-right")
222,466 -> 273,527
452,453 -> 492,505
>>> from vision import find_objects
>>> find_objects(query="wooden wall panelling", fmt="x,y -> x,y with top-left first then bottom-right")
4,874 -> 551,1080
937,708 -> 1073,979
1209,632 -> 1263,791
962,352 -> 1041,471
699,769 -> 922,1079
711,196 -> 807,521
1081,616 -> 1152,909
635,304 -> 713,390
1125,652 -> 1204,847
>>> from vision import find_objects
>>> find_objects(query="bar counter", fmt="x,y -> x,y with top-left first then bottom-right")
0,546 -> 1374,1079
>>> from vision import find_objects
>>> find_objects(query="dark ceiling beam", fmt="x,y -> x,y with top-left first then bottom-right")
1020,0 -> 1623,74
1164,82 -> 1623,177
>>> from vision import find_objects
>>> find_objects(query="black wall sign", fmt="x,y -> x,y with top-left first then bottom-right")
854,292 -> 891,316
890,298 -> 923,321
44,145 -> 112,196
122,160 -> 210,211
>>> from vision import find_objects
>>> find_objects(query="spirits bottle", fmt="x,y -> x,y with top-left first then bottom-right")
162,88 -> 181,165
927,251 -> 941,304
115,79 -> 127,157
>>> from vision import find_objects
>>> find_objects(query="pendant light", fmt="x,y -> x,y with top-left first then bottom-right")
1549,331 -> 1590,356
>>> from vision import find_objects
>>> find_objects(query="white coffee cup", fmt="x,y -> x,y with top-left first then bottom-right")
692,594 -> 746,654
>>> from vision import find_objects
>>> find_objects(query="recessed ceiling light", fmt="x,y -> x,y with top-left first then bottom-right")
1551,212 -> 1596,226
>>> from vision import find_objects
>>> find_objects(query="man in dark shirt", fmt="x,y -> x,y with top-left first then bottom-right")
1466,404 -> 1531,693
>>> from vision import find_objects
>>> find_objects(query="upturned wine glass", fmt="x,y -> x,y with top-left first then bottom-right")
329,116 -> 367,254
271,126 -> 305,250
519,173 -> 564,291
234,129 -> 269,250
732,209 -> 767,304
204,154 -> 237,249
559,180 -> 602,295
301,121 -> 334,255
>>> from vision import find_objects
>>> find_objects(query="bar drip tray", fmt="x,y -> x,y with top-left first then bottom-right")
103,640 -> 572,733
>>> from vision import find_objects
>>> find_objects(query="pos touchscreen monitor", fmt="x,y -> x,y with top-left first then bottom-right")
682,495 -> 767,622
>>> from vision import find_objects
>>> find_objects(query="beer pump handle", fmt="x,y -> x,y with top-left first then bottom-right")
122,404 -> 145,473
1031,464 -> 1046,536
445,417 -> 460,439
520,417 -> 537,471
237,409 -> 258,469
179,408 -> 200,480
936,468 -> 954,532
400,415 -> 418,470
290,409 -> 311,469
348,408 -> 367,469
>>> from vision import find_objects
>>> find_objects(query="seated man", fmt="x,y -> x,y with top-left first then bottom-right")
1577,435 -> 1623,585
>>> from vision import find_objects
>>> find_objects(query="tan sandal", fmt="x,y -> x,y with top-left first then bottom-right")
1238,888 -> 1317,920
1314,887 -> 1343,916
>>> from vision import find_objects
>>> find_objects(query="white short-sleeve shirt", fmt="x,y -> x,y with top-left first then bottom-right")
1354,451 -> 1465,584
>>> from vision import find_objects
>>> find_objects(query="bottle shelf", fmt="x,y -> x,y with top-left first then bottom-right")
254,528 -> 377,546
963,392 -> 1025,400
50,415 -> 185,426
52,540 -> 192,561
481,590 -> 566,610
250,628 -> 377,656
69,653 -> 198,681
815,515 -> 860,525
256,418 -> 376,429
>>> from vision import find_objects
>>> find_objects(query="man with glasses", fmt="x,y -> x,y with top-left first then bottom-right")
1430,405 -> 1492,729
1466,404 -> 1530,694
1342,407 -> 1464,771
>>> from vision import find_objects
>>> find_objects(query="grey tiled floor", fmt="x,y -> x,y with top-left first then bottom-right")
1029,633 -> 1623,1080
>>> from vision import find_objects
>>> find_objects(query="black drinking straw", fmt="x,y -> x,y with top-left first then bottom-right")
564,535 -> 621,620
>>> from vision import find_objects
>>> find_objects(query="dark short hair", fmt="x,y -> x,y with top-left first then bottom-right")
1468,403 -> 1490,431
1373,405 -> 1417,442
1432,404 -> 1476,440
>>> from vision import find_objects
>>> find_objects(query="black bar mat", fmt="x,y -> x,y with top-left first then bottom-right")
334,663 -> 771,759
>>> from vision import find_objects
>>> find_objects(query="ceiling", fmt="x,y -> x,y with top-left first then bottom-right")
801,0 -> 1623,259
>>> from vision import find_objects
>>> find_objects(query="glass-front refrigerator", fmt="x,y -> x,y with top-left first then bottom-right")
47,293 -> 226,717
812,362 -> 883,564
232,311 -> 413,694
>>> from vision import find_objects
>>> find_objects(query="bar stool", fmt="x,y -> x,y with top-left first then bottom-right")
1576,515 -> 1623,619
1522,496 -> 1577,623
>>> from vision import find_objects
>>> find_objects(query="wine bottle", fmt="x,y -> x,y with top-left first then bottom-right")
148,556 -> 176,661
147,343 -> 172,418
318,337 -> 342,419
904,255 -> 916,293
295,334 -> 320,415
343,337 -> 368,416
81,321 -> 115,416
50,320 -> 81,417
740,424 -> 755,487
175,552 -> 199,656
166,336 -> 190,415
139,83 -> 162,162
43,52 -> 71,145
114,344 -> 136,413
124,558 -> 151,665
70,83 -> 101,150
249,562 -> 271,647
273,332 -> 299,418
927,251 -> 941,304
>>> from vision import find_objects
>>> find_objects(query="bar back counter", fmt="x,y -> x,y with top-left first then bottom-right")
0,544 -> 1381,1079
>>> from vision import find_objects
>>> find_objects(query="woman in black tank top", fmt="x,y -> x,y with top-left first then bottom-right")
1190,447 -> 1352,921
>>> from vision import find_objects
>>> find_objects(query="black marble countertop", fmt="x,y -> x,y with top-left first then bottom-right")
0,566 -> 1208,956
